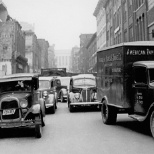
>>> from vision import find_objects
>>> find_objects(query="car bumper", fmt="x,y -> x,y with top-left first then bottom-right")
0,119 -> 41,128
45,104 -> 54,108
70,101 -> 101,106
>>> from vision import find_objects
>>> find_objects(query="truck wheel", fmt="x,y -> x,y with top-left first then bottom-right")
150,110 -> 154,138
35,116 -> 42,138
101,100 -> 117,124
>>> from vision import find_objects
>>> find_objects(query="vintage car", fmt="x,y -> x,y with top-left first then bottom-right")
57,76 -> 71,102
0,73 -> 45,138
68,74 -> 101,112
39,76 -> 61,113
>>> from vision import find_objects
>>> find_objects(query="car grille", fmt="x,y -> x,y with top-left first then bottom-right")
81,89 -> 91,102
1,99 -> 20,120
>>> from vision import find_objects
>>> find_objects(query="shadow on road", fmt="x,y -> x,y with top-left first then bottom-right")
0,127 -> 35,139
116,119 -> 152,137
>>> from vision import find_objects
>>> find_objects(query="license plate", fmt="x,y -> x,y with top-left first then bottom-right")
3,109 -> 16,115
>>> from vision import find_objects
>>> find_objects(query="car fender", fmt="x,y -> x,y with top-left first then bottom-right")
48,94 -> 55,104
39,98 -> 46,117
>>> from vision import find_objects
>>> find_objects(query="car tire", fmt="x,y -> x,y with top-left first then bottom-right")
69,104 -> 74,112
51,104 -> 55,114
150,110 -> 154,138
101,100 -> 117,125
35,116 -> 42,138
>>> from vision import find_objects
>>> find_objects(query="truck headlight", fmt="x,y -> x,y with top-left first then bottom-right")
20,99 -> 28,108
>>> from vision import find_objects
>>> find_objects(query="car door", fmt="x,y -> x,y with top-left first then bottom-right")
132,66 -> 148,115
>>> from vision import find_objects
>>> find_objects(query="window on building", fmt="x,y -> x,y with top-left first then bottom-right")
129,26 -> 133,41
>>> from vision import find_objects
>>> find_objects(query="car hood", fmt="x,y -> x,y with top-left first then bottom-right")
0,92 -> 31,101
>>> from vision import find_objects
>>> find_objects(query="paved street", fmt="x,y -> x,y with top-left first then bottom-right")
0,102 -> 154,154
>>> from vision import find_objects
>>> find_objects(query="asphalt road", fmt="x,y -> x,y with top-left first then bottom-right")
0,102 -> 154,154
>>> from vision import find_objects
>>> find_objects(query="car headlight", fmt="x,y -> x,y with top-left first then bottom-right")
43,91 -> 48,96
74,93 -> 80,99
20,99 -> 28,108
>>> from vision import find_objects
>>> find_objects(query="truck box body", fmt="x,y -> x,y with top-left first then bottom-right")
97,42 -> 154,110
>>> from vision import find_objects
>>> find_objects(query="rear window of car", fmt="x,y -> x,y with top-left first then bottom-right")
73,78 -> 96,86
39,80 -> 50,89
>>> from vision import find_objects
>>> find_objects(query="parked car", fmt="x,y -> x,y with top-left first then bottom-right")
57,76 -> 71,102
39,76 -> 61,113
0,73 -> 45,138
68,74 -> 101,112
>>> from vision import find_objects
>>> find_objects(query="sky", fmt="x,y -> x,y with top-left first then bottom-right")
3,0 -> 98,50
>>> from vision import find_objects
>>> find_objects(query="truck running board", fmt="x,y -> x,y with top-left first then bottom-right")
129,114 -> 146,122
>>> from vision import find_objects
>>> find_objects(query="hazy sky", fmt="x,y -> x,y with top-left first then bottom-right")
3,0 -> 98,50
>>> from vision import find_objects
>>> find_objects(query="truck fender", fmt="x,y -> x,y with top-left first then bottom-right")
101,96 -> 108,104
39,98 -> 46,117
145,103 -> 154,120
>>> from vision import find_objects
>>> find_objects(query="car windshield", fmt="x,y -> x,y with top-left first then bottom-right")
0,80 -> 32,93
59,77 -> 70,86
39,80 -> 50,89
73,78 -> 96,86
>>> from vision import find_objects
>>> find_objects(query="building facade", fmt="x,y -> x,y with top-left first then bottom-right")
24,30 -> 41,73
55,49 -> 71,72
38,39 -> 49,70
86,33 -> 97,73
93,0 -> 106,50
70,46 -> 80,73
78,34 -> 93,73
0,1 -> 8,22
48,44 -> 56,68
0,20 -> 28,76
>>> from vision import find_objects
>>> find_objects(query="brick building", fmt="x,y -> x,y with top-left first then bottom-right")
0,20 -> 28,75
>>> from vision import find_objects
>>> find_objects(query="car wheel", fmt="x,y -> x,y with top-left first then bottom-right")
150,110 -> 154,138
35,116 -> 42,138
51,104 -> 55,114
69,104 -> 74,112
101,100 -> 117,124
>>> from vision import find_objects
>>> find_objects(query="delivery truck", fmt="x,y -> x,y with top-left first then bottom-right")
97,41 -> 154,138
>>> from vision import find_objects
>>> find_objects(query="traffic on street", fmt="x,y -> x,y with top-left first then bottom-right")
0,102 -> 154,154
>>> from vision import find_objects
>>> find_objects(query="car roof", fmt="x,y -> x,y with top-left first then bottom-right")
71,74 -> 95,80
0,73 -> 39,82
39,76 -> 54,80
133,61 -> 154,68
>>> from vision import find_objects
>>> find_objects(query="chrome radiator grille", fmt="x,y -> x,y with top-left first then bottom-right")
81,89 -> 91,102
1,99 -> 19,120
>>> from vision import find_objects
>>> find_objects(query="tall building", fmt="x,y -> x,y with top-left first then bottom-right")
78,34 -> 93,73
24,30 -> 41,73
0,1 -> 8,22
38,39 -> 49,69
55,49 -> 71,72
86,33 -> 97,73
70,46 -> 80,73
0,20 -> 28,75
48,44 -> 56,68
93,0 -> 106,50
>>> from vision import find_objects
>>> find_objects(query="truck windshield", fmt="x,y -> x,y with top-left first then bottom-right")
39,80 -> 50,89
149,69 -> 154,83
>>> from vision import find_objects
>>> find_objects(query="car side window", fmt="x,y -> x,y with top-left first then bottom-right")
134,66 -> 147,84
51,81 -> 54,88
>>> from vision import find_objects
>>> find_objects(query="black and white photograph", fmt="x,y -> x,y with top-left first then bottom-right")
0,0 -> 154,154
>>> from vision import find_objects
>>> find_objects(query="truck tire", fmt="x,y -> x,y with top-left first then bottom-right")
101,100 -> 117,124
150,110 -> 154,138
